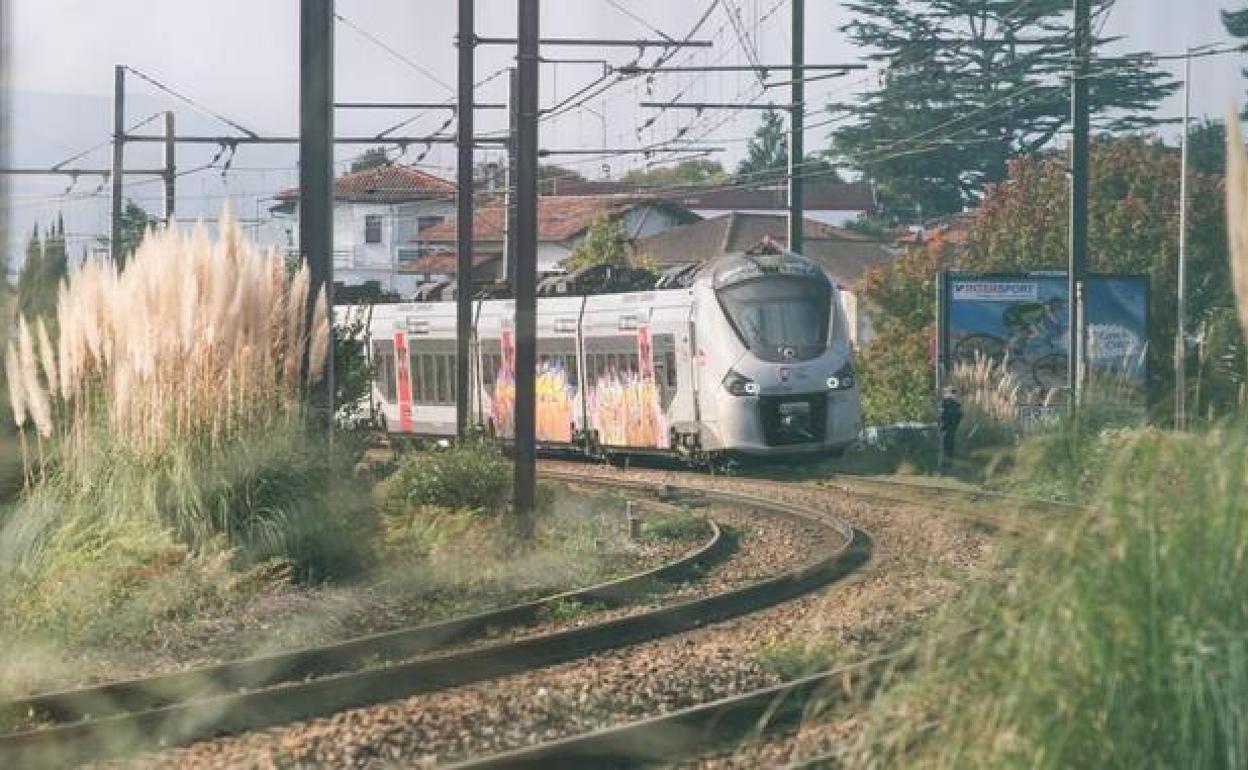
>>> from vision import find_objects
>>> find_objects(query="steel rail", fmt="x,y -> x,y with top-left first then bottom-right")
0,477 -> 866,769
443,655 -> 894,770
2,512 -> 726,724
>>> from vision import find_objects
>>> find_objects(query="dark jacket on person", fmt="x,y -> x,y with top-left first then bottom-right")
938,396 -> 963,433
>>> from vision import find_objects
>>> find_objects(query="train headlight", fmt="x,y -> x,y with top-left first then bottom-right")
722,369 -> 760,397
826,362 -> 856,391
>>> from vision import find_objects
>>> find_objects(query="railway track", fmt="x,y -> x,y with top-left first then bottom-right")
426,462 -> 1067,770
0,475 -> 867,769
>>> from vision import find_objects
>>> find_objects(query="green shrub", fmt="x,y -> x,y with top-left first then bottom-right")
0,422 -> 376,584
382,444 -> 511,515
643,511 -> 709,542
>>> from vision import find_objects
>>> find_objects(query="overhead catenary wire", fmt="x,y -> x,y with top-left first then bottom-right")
334,10 -> 456,95
124,66 -> 260,138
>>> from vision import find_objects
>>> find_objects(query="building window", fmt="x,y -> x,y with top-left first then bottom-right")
365,215 -> 383,244
417,215 -> 444,234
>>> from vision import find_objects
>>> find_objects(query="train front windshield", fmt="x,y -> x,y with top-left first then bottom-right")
718,276 -> 831,362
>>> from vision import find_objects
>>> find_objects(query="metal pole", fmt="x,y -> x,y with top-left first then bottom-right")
456,0 -> 475,438
514,0 -> 540,528
1176,48 -> 1191,429
788,0 -> 804,255
163,111 -> 176,227
300,0 -> 335,432
1068,0 -> 1090,404
110,65 -> 125,265
505,67 -> 518,286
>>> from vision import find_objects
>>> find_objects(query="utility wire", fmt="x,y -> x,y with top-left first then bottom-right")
49,111 -> 166,170
124,66 -> 260,138
602,0 -> 675,42
335,11 -> 456,95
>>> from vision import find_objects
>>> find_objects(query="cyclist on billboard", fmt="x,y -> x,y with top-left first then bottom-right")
1004,297 -> 1065,359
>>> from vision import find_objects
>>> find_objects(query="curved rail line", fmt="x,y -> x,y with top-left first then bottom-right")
443,661 -> 879,770
441,469 -> 1080,770
2,500 -> 725,727
0,476 -> 868,769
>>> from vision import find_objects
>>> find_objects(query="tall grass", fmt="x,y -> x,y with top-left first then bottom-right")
836,111 -> 1248,770
849,427 -> 1248,769
0,211 -> 360,587
4,209 -> 328,472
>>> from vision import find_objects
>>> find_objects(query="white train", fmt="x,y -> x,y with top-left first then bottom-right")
363,251 -> 862,463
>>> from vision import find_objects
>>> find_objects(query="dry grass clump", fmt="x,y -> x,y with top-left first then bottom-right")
3,209 -> 328,475
949,356 -> 1032,425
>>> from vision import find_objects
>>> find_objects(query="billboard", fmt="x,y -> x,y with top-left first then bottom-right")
940,272 -> 1149,396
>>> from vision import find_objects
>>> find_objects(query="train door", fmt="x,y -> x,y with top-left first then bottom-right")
581,292 -> 671,450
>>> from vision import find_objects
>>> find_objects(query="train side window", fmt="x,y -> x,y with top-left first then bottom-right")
372,341 -> 397,403
482,353 -> 496,386
447,354 -> 457,403
408,353 -> 422,403
435,355 -> 447,404
628,353 -> 639,374
566,354 -> 578,387
665,351 -> 677,387
423,355 -> 436,404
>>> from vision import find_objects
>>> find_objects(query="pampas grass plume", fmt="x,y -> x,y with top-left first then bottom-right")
307,286 -> 330,386
5,341 -> 26,429
1226,112 -> 1248,346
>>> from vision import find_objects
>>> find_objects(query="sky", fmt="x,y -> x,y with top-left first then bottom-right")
3,0 -> 1245,267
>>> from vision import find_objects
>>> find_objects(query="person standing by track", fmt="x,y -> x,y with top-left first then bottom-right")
937,386 -> 963,473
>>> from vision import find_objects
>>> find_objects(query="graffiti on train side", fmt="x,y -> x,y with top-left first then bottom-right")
486,326 -> 669,448
488,361 -> 575,443
587,372 -> 669,448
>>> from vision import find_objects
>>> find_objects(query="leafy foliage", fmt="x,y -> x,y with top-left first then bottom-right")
961,137 -> 1230,412
16,216 -> 67,322
738,108 -> 789,182
381,444 -> 512,516
620,159 -> 729,187
1225,7 -> 1248,112
857,135 -> 1230,422
537,164 -> 588,195
98,200 -> 158,268
833,0 -> 1177,216
562,215 -> 631,271
350,147 -> 391,172
857,325 -> 935,425
333,305 -> 375,425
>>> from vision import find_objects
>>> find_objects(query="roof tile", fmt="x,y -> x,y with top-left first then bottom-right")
274,164 -> 455,204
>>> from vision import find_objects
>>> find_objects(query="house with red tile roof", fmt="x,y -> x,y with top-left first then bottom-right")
271,163 -> 456,295
541,179 -> 877,226
408,195 -> 699,282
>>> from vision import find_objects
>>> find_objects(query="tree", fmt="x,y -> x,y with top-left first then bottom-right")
17,216 -> 68,321
17,215 -> 69,321
1187,119 -> 1227,177
833,0 -> 1177,217
351,147 -> 391,172
857,244 -> 945,424
334,306 -> 376,426
962,137 -> 1227,408
738,108 -> 841,185
537,164 -> 588,195
620,159 -> 729,187
562,216 -> 630,272
738,108 -> 789,182
99,200 -> 158,268
1224,7 -> 1248,113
